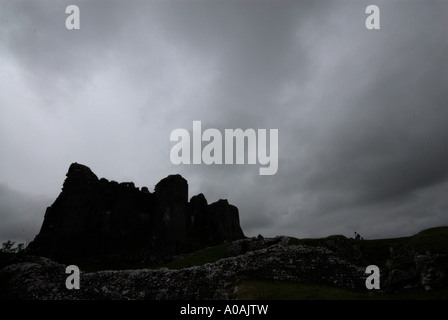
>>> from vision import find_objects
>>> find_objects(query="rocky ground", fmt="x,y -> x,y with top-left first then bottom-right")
1,233 -> 447,300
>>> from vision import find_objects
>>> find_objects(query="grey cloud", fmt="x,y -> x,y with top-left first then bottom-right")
0,0 -> 447,244
0,184 -> 50,244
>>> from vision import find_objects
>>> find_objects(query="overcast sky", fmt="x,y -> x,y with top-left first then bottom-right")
1,0 -> 448,245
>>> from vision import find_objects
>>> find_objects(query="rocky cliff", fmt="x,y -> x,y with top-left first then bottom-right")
27,163 -> 245,264
3,163 -> 447,300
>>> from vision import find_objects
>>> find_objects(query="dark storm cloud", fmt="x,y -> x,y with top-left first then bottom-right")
169,1 -> 448,238
1,0 -> 447,243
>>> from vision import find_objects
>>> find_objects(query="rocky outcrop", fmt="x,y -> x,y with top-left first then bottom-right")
27,163 -> 245,264
0,238 -> 366,300
384,249 -> 446,292
2,233 -> 447,299
187,195 -> 245,248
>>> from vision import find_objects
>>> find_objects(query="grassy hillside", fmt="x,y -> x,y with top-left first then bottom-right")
162,226 -> 448,270
159,226 -> 448,299
161,243 -> 230,270
233,279 -> 448,300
